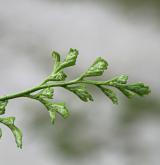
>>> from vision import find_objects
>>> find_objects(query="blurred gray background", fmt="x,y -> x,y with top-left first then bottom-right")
0,0 -> 160,165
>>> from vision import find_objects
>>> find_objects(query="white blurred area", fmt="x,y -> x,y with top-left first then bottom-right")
0,0 -> 160,165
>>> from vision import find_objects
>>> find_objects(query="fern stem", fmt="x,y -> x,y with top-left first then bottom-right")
0,79 -> 111,101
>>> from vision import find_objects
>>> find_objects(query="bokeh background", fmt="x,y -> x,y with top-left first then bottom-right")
0,0 -> 159,164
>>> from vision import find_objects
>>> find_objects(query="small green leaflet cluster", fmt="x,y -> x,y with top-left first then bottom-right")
64,85 -> 94,102
0,48 -> 151,148
0,101 -> 22,148
97,75 -> 150,104
0,117 -> 22,148
28,88 -> 69,124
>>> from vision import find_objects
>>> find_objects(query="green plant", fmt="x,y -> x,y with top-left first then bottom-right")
0,48 -> 151,148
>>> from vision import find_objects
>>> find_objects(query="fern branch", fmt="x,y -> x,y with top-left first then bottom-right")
0,48 -> 151,148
